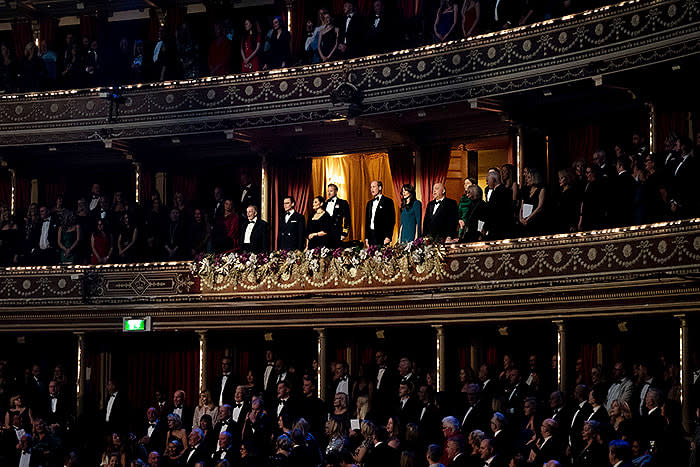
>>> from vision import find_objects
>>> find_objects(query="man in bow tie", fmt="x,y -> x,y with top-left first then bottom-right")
88,183 -> 102,213
139,407 -> 166,454
276,380 -> 298,425
334,361 -> 352,395
172,389 -> 193,429
372,350 -> 398,422
240,205 -> 270,254
338,0 -> 365,58
103,379 -> 129,436
325,184 -> 351,247
364,180 -> 395,247
44,380 -> 69,429
278,195 -> 306,251
216,356 -> 235,407
398,357 -> 419,393
16,433 -> 35,467
365,0 -> 392,53
30,206 -> 58,265
182,428 -> 209,466
239,172 -> 260,212
423,182 -> 458,242
211,431 -> 236,463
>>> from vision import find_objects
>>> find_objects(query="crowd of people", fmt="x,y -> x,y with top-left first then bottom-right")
0,131 -> 697,266
0,346 -> 694,466
1,0 -> 607,93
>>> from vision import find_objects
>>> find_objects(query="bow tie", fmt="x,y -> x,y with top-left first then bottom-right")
22,450 -> 30,455
223,419 -> 232,424
379,366 -> 387,369
110,394 -> 116,398
248,221 -> 255,224
374,196 -> 380,201
435,200 -> 441,205
235,403 -> 243,408
223,373 -> 231,377
50,395 -> 57,399
267,362 -> 274,366
149,422 -> 156,426
340,376 -> 348,381
175,405 -> 183,409
279,399 -> 287,404
328,198 -> 335,203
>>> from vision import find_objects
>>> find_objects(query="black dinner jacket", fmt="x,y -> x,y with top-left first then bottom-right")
240,218 -> 270,253
141,418 -> 167,454
277,211 -> 306,251
364,441 -> 399,467
103,391 -> 129,434
423,197 -> 459,239
31,217 -> 59,251
43,392 -> 71,426
239,184 -> 261,211
364,195 -> 395,243
365,13 -> 393,54
609,170 -> 636,227
183,442 -> 210,466
338,12 -> 365,57
214,373 -> 236,407
326,197 -> 352,244
485,184 -> 513,240
211,446 -> 237,463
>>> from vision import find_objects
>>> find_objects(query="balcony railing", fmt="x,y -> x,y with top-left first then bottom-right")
0,0 -> 698,145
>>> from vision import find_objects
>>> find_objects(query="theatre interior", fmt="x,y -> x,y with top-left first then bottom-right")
0,0 -> 698,464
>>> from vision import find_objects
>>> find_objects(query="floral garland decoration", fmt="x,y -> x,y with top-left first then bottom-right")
191,238 -> 446,292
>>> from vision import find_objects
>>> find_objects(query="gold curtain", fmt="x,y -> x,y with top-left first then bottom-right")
312,152 -> 399,243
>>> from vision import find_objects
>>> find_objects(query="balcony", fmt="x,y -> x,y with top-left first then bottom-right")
1,218 -> 698,331
0,0 -> 698,146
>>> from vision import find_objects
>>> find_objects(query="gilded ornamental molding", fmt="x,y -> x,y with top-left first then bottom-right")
0,0 -> 698,145
0,219 -> 697,331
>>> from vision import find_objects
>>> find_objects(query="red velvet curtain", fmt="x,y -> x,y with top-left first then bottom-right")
149,8 -> 161,43
0,176 -> 10,207
80,15 -> 97,40
486,347 -> 497,366
11,22 -> 32,59
579,344 -> 595,386
290,0 -> 306,57
16,178 -> 31,216
656,110 -> 688,148
388,146 -> 415,202
237,351 -> 250,385
166,7 -> 187,38
419,144 -> 450,221
171,174 -> 198,207
42,178 -> 67,206
567,123 -> 600,164
457,347 -> 468,370
39,17 -> 59,49
269,158 -> 312,250
127,347 -> 199,411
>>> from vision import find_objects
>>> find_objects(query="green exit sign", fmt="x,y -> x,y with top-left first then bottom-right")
123,317 -> 151,332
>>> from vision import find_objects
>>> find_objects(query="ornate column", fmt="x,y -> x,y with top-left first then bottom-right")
433,325 -> 447,392
75,332 -> 87,417
554,320 -> 567,392
8,169 -> 16,216
414,148 -> 423,202
648,102 -> 657,154
315,328 -> 327,401
197,330 -> 208,392
261,153 -> 270,222
470,343 -> 479,374
516,126 -> 524,186
30,178 -> 39,204
676,314 -> 690,431
133,162 -> 142,207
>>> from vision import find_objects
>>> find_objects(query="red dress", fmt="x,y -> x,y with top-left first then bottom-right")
241,35 -> 261,73
224,213 -> 240,250
208,37 -> 232,76
91,232 -> 111,264
463,3 -> 479,37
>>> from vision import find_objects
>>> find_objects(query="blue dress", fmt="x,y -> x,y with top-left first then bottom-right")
400,200 -> 422,242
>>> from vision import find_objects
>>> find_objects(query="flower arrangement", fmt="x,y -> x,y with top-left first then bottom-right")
191,238 -> 445,292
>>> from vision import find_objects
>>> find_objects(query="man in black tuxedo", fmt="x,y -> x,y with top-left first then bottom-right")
211,186 -> 225,221
568,384 -> 591,453
275,380 -> 298,424
211,431 -> 236,464
365,0 -> 393,54
669,136 -> 698,217
484,171 -> 513,240
240,205 -> 270,254
528,418 -> 561,465
372,350 -> 397,422
365,180 -> 395,247
417,384 -> 441,445
139,407 -> 167,455
460,383 -> 486,435
172,389 -> 193,430
594,149 -> 617,180
364,425 -> 399,467
608,440 -> 635,467
44,380 -> 70,429
262,350 -> 277,396
423,182 -> 458,242
338,0 -> 365,58
103,379 -> 129,435
585,386 -> 609,425
325,184 -> 351,247
398,357 -> 420,390
479,437 -> 506,467
397,381 -> 421,430
242,398 -> 273,455
31,206 -> 59,265
334,361 -> 352,395
214,356 -> 235,407
182,428 -> 209,466
503,368 -> 528,417
446,435 -> 470,467
213,404 -> 233,439
608,156 -> 636,227
300,376 -> 326,438
278,196 -> 306,251
239,172 -> 260,212
548,391 -> 570,437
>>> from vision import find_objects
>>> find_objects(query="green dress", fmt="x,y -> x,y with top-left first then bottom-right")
60,228 -> 77,264
458,194 -> 472,237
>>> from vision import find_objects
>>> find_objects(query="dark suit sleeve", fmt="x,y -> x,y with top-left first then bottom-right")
341,200 -> 351,238
422,202 -> 432,237
364,201 -> 371,240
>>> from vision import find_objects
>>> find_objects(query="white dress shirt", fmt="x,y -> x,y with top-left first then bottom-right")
433,197 -> 444,215
376,367 -> 386,389
344,13 -> 354,43
147,421 -> 157,438
326,197 -> 337,216
173,406 -> 184,418
336,376 -> 349,394
285,210 -> 295,223
264,364 -> 274,390
244,218 -> 257,244
219,373 -> 230,406
370,195 -> 381,230
232,402 -> 244,422
50,396 -> 58,413
19,450 -> 31,467
39,218 -> 51,250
